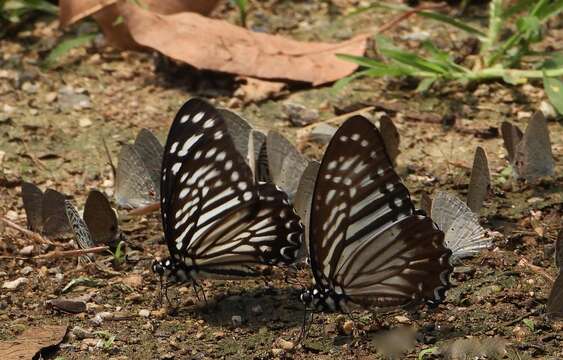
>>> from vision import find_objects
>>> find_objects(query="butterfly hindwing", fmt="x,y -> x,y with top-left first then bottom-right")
467,146 -> 490,214
116,144 -> 159,208
42,189 -> 70,237
514,111 -> 555,181
83,190 -> 119,247
309,116 -> 451,307
134,128 -> 163,194
21,181 -> 44,232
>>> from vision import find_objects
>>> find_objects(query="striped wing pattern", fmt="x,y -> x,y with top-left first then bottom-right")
64,200 -> 95,262
310,116 -> 451,307
161,99 -> 303,276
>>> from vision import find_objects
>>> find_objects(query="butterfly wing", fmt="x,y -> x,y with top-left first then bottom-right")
514,111 -> 555,181
420,192 -> 433,217
432,191 -> 490,262
293,160 -> 320,261
64,200 -> 95,262
379,115 -> 400,166
42,189 -> 70,237
266,131 -> 309,201
309,116 -> 451,307
467,146 -> 491,214
134,128 -> 163,195
161,98 -> 303,275
115,144 -> 159,208
83,190 -> 119,247
21,181 -> 44,232
500,121 -> 523,163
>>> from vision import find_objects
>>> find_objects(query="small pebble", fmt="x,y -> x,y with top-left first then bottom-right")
342,320 -> 354,335
277,338 -> 294,351
21,81 -> 38,94
395,315 -> 411,324
72,326 -> 94,339
20,266 -> 33,275
539,100 -> 557,119
231,315 -> 243,327
283,102 -> 319,127
2,277 -> 28,290
79,117 -> 92,127
19,245 -> 34,256
213,331 -> 225,339
138,309 -> 150,318
45,92 -> 57,103
271,348 -> 283,356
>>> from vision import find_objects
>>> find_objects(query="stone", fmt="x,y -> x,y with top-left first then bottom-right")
2,277 -> 28,290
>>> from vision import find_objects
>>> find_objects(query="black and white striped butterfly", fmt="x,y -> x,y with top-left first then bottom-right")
65,190 -> 121,261
429,191 -> 491,264
21,182 -> 70,237
501,111 -> 555,181
547,229 -> 563,320
115,129 -> 163,208
152,98 -> 303,285
299,116 -> 452,313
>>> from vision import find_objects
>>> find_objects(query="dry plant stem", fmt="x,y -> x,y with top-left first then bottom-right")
376,3 -> 448,34
519,257 -> 555,283
21,140 -> 48,171
301,106 -> 376,131
0,217 -> 56,246
33,246 -> 109,259
128,202 -> 160,216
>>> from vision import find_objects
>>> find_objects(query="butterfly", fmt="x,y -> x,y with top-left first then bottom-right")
21,182 -> 70,237
64,190 -> 121,261
266,130 -> 310,202
379,115 -> 400,166
501,111 -> 555,181
293,160 -> 320,262
430,191 -> 491,264
115,128 -> 163,209
299,115 -> 452,314
217,108 -> 268,181
467,146 -> 491,214
152,98 -> 303,286
547,229 -> 563,320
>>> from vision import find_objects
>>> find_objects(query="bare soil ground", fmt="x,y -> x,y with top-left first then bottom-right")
0,2 -> 562,359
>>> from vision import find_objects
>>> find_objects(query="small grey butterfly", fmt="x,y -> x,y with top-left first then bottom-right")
115,129 -> 163,208
430,191 -> 492,264
467,146 -> 491,214
501,111 -> 555,181
21,182 -> 70,237
293,160 -> 320,262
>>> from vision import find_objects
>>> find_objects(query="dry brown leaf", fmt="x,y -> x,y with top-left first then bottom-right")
234,77 -> 286,103
119,2 -> 369,85
60,0 -> 222,49
59,0 -> 220,27
0,325 -> 67,360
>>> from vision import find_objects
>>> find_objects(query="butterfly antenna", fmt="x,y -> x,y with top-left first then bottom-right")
102,138 -> 117,180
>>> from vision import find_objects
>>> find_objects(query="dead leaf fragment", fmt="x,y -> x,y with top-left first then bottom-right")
59,0 -> 220,27
234,77 -> 286,103
120,2 -> 368,85
0,325 -> 67,360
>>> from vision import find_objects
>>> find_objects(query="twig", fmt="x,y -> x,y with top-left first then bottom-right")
0,216 -> 56,246
376,3 -> 448,34
499,309 -> 540,328
21,140 -> 48,171
102,137 -> 116,180
518,257 -> 555,283
300,106 -> 376,132
128,202 -> 160,216
33,246 -> 109,259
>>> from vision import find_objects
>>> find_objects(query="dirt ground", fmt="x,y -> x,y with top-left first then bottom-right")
0,2 -> 562,359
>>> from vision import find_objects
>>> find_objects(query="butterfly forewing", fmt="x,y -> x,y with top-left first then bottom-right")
42,189 -> 70,237
134,128 -> 163,193
293,160 -> 320,261
467,146 -> 490,214
547,229 -> 563,319
21,181 -> 44,232
161,98 -> 303,271
266,131 -> 309,201
379,115 -> 400,166
116,144 -> 159,208
514,112 -> 555,181
310,116 -> 451,306
500,121 -> 523,163
83,190 -> 119,247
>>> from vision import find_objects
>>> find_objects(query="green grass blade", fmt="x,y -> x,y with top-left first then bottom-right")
43,33 -> 96,68
418,11 -> 485,38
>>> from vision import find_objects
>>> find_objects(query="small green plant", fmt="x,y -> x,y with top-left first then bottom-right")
231,0 -> 248,27
337,0 -> 563,114
522,318 -> 535,332
95,331 -> 116,351
418,347 -> 438,359
42,33 -> 97,69
111,240 -> 126,265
